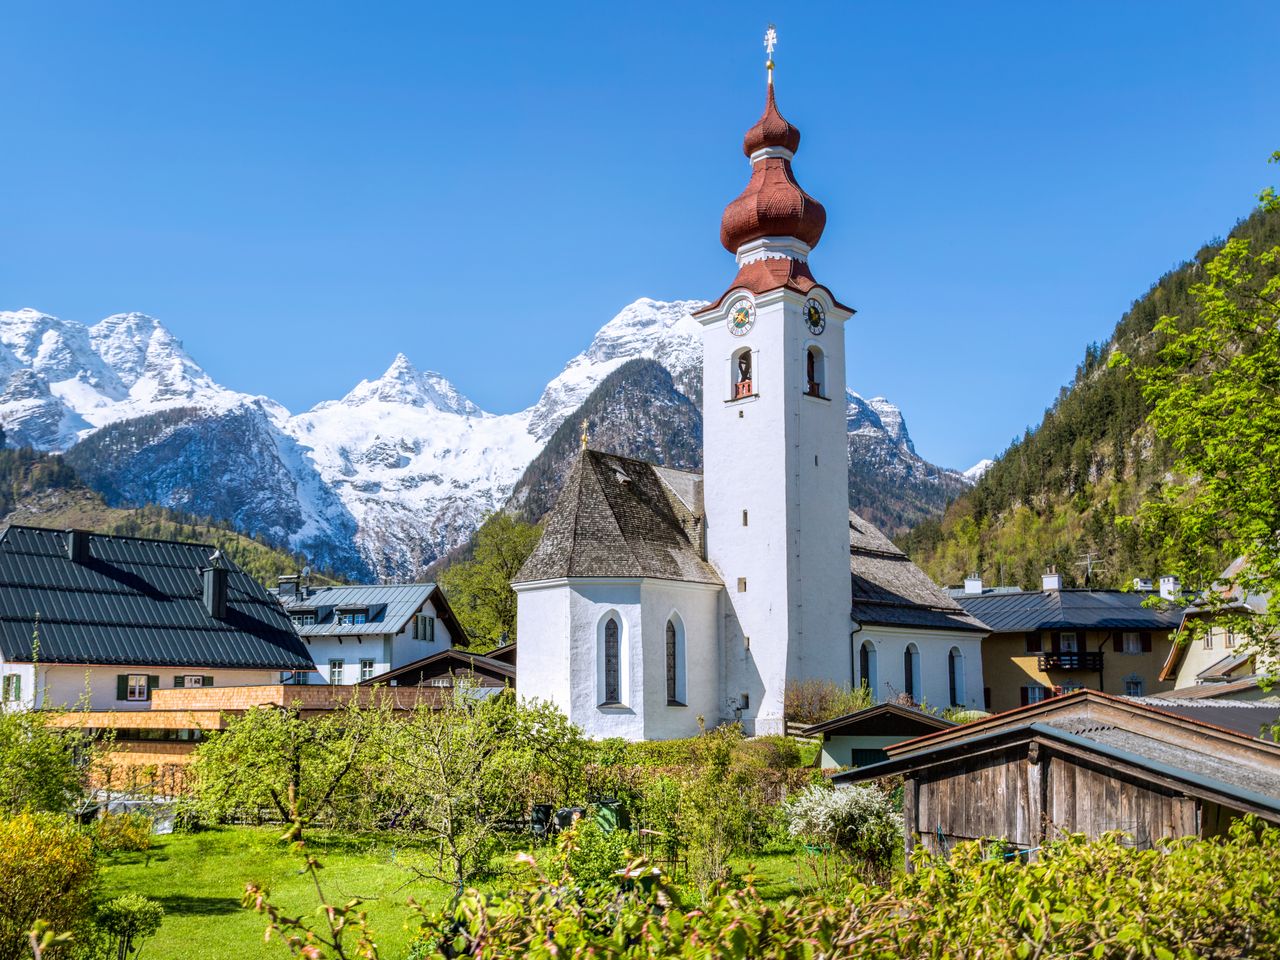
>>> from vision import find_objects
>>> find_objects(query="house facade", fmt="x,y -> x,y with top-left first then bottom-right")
957,572 -> 1181,712
276,581 -> 466,685
512,65 -> 987,740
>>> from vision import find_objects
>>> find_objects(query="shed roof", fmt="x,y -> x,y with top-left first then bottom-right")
513,450 -> 720,585
362,648 -> 515,687
849,513 -> 988,634
956,588 -> 1182,633
0,525 -> 312,670
1129,697 -> 1280,739
801,701 -> 955,739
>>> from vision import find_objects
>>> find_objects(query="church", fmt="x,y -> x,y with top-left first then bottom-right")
513,45 -> 987,739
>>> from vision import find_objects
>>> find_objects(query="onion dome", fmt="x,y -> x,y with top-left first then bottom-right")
719,82 -> 826,255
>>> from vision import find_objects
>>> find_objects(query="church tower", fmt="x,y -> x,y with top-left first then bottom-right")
695,38 -> 855,734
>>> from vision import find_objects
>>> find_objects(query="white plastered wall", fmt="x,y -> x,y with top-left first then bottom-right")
851,625 -> 986,712
16,664 -> 282,711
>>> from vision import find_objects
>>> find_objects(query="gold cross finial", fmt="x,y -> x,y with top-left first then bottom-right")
580,418 -> 589,450
764,24 -> 777,83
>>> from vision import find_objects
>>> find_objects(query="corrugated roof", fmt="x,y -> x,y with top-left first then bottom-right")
514,451 -> 720,585
849,513 -> 989,634
1130,697 -> 1280,739
0,525 -> 312,670
280,583 -> 435,636
956,589 -> 1182,633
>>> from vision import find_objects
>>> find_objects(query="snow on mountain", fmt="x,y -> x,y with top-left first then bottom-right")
964,458 -> 995,482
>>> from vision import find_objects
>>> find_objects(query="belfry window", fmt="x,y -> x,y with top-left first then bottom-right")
603,617 -> 621,705
806,346 -> 826,398
731,348 -> 754,400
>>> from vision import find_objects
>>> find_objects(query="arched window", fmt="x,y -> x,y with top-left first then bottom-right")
948,647 -> 965,707
805,346 -> 825,398
731,348 -> 753,400
603,616 -> 621,705
903,643 -> 921,702
857,638 -> 877,699
665,616 -> 686,705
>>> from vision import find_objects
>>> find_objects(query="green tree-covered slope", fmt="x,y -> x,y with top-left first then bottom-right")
900,204 -> 1280,590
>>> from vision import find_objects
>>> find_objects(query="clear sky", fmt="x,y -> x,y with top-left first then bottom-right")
3,1 -> 1276,468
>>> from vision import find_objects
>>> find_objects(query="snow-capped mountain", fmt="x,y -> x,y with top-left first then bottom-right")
0,300 -> 981,580
964,458 -> 995,482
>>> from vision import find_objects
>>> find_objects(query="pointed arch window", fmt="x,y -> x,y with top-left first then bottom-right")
857,638 -> 877,699
904,643 -> 921,702
665,618 -> 686,705
948,647 -> 965,707
603,617 -> 621,705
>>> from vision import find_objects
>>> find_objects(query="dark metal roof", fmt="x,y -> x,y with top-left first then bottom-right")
1131,697 -> 1280,739
801,701 -> 955,738
849,513 -> 989,634
0,525 -> 313,670
956,589 -> 1182,633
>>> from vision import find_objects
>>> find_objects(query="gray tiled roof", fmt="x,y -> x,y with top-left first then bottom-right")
849,513 -> 989,633
0,525 -> 313,670
280,583 -> 435,637
514,451 -> 720,585
957,589 -> 1183,633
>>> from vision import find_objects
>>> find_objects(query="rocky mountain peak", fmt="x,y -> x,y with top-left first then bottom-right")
338,353 -> 482,417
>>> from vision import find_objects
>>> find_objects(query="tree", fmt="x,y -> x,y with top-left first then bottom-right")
187,696 -> 381,839
438,513 -> 541,647
1115,154 -> 1280,659
95,894 -> 164,960
0,709 -> 93,817
0,813 -> 96,960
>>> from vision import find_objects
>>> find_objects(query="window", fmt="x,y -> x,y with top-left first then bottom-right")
353,611 -> 367,625
805,346 -> 825,398
1225,629 -> 1235,648
857,640 -> 877,698
1203,631 -> 1215,650
1022,684 -> 1048,705
336,610 -> 368,626
283,671 -> 308,685
903,644 -> 920,702
1,674 -> 19,702
174,675 -> 211,688
1124,676 -> 1145,697
1060,680 -> 1084,694
291,612 -> 316,626
360,659 -> 375,682
737,577 -> 747,592
1025,632 -> 1042,654
665,619 -> 686,711
126,675 -> 150,702
742,510 -> 748,526
603,617 -> 621,704
414,614 -> 436,641
1058,632 -> 1079,653
1123,631 -> 1142,654
740,692 -> 750,710
948,647 -> 965,707
329,660 -> 344,685
731,348 -> 753,400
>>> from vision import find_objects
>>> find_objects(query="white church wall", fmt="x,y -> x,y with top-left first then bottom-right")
514,581 -> 572,719
852,626 -> 985,712
638,579 -> 721,739
567,580 -> 646,740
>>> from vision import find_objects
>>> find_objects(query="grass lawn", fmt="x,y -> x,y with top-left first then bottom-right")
100,827 -> 817,960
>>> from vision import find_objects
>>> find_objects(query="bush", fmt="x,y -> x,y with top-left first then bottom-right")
0,813 -> 96,960
0,710 -> 91,816
92,812 -> 153,854
783,784 -> 902,883
553,816 -> 630,887
95,894 -> 164,960
783,680 -> 872,726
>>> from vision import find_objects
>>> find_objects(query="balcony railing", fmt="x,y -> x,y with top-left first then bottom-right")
1037,651 -> 1104,672
733,379 -> 754,399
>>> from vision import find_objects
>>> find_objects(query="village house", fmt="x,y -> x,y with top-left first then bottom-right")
834,689 -> 1280,863
274,580 -> 466,685
512,72 -> 987,740
955,571 -> 1181,712
802,701 -> 954,770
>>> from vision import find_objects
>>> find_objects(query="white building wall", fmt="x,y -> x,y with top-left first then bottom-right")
638,579 -> 722,740
0,661 -> 37,711
513,580 -> 571,713
298,596 -> 455,684
852,626 -> 985,712
700,285 -> 854,734
19,664 -> 281,711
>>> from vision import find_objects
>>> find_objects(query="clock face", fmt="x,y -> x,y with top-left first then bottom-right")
727,299 -> 755,337
804,298 -> 826,334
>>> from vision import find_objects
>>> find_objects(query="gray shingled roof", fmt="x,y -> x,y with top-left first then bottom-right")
957,589 -> 1183,633
514,451 -> 720,585
0,525 -> 313,669
849,513 -> 989,633
280,583 -> 435,637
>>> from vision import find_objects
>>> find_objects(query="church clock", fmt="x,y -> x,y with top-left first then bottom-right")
726,299 -> 755,337
804,298 -> 826,335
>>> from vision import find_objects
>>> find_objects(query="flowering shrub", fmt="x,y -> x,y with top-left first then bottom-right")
783,784 -> 901,880
0,813 -> 96,960
92,812 -> 153,854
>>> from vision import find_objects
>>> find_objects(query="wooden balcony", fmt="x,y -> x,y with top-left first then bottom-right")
1037,651 -> 1104,672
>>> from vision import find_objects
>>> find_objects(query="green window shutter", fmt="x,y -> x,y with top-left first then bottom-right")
147,675 -> 160,700
203,676 -> 214,687
117,675 -> 129,700
174,675 -> 185,688
412,615 -> 419,639
427,616 -> 435,642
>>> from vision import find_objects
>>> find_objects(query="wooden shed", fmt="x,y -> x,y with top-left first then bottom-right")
802,702 -> 954,769
833,690 -> 1280,863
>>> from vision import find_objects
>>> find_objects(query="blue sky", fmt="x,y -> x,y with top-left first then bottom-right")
4,1 -> 1276,468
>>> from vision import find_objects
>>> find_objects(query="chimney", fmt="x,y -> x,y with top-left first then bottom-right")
66,529 -> 91,564
1042,567 -> 1063,592
964,575 -> 984,596
1158,575 -> 1181,601
204,566 -> 228,619
277,575 -> 299,600
1132,578 -> 1154,592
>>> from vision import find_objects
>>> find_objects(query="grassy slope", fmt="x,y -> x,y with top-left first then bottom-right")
100,828 -> 811,960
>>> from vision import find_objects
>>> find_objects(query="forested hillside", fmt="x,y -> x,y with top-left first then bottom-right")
0,435 -> 338,587
900,204 -> 1280,590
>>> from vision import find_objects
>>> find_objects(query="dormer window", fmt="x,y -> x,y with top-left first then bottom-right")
336,609 -> 369,626
291,611 -> 316,627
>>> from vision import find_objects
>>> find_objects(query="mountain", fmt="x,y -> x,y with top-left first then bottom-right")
0,299 -> 974,580
899,204 -> 1280,591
